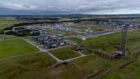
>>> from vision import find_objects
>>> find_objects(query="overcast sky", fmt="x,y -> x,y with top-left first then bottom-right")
0,0 -> 140,15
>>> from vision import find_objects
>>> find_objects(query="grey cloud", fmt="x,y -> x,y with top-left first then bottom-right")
0,0 -> 140,15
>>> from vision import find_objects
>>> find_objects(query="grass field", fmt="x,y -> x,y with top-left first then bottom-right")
0,53 -> 56,79
37,54 -> 127,79
0,38 -> 39,59
49,46 -> 80,60
74,54 -> 127,73
0,53 -> 128,79
0,25 -> 7,30
83,30 -> 140,53
65,30 -> 140,54
101,54 -> 140,79
82,32 -> 120,54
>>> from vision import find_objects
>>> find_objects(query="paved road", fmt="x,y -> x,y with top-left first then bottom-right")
64,55 -> 87,62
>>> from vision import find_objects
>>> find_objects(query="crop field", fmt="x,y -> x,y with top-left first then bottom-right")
49,46 -> 80,60
0,38 -> 39,59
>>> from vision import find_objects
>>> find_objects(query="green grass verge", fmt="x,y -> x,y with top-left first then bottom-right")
0,38 -> 39,59
49,46 -> 80,60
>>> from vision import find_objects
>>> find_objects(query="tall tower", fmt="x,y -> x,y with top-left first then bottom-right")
115,24 -> 129,57
120,24 -> 128,55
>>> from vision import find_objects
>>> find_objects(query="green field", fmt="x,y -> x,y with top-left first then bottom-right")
49,46 -> 80,60
33,54 -> 127,79
0,38 -> 39,59
84,30 -> 140,52
65,30 -> 140,54
101,54 -> 140,79
0,25 -> 7,30
74,54 -> 127,73
0,53 -> 127,79
0,53 -> 56,79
